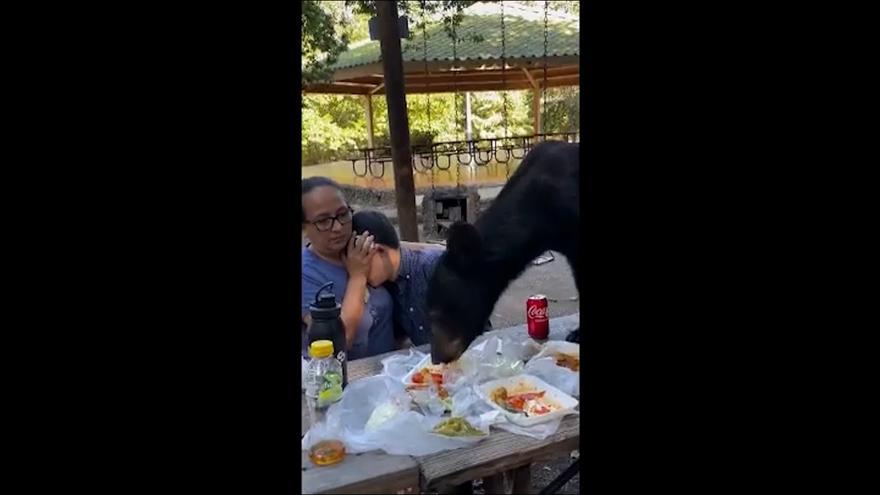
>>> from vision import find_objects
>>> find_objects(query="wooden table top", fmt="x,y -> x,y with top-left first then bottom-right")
301,313 -> 580,494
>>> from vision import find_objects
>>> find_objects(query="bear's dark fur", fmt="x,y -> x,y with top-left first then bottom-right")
427,141 -> 580,363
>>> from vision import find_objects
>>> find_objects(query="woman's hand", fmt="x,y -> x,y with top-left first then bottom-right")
342,231 -> 376,279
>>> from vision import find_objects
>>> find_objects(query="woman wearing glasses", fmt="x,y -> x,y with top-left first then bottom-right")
300,177 -> 396,360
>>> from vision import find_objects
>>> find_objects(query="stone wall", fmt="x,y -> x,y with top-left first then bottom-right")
340,184 -> 484,208
421,187 -> 483,240
337,184 -> 491,241
339,185 -> 394,207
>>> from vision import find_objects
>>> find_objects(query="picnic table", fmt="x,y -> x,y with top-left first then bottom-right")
301,313 -> 580,494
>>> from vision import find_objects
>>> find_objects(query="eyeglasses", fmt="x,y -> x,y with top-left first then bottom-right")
307,207 -> 354,232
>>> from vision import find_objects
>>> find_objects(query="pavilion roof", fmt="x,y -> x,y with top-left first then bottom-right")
304,2 -> 579,96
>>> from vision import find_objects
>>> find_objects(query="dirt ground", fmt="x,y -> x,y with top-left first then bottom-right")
467,453 -> 580,495
489,251 -> 579,328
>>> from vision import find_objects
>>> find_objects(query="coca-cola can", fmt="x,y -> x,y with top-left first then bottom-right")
526,294 -> 550,340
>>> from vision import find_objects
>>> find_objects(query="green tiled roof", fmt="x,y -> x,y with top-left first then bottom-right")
332,7 -> 579,70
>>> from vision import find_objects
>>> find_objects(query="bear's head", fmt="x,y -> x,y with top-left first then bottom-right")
427,222 -> 493,363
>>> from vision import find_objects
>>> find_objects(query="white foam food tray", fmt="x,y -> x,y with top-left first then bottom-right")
401,353 -> 443,388
532,341 -> 580,362
476,374 -> 579,427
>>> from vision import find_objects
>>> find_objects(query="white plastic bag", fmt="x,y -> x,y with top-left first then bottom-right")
365,400 -> 408,432
457,334 -> 525,383
450,384 -> 493,418
469,329 -> 544,361
302,375 -> 408,451
524,356 -> 580,397
508,335 -> 544,362
532,341 -> 580,364
302,375 -> 488,457
409,387 -> 452,417
380,349 -> 426,381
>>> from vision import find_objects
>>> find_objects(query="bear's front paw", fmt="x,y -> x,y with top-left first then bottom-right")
565,328 -> 580,343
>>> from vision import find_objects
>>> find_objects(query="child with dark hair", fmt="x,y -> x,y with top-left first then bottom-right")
351,210 -> 490,348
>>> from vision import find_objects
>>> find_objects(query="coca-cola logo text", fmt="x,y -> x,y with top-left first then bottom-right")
527,305 -> 549,321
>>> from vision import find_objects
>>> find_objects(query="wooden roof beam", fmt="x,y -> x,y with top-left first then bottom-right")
398,80 -> 539,94
521,67 -> 539,90
302,84 -> 372,95
403,74 -> 530,85
330,81 -> 376,88
524,66 -> 581,78
304,74 -> 578,95
332,56 -> 580,80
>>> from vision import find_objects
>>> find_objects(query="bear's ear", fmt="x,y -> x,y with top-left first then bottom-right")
446,222 -> 482,269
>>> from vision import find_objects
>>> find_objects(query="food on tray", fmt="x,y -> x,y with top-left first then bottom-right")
408,363 -> 451,400
553,353 -> 580,372
409,364 -> 445,386
365,400 -> 405,432
489,386 -> 508,404
490,385 -> 559,417
432,417 -> 485,437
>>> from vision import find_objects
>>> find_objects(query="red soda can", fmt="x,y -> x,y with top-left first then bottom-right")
526,294 -> 550,339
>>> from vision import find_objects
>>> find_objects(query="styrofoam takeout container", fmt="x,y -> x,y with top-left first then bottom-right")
401,353 -> 436,387
401,354 -> 463,388
532,341 -> 580,362
400,354 -> 460,414
476,374 -> 579,427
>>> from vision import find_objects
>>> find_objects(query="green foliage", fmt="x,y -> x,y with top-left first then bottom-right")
300,1 -> 581,165
538,86 -> 580,134
348,1 -> 478,22
519,1 -> 580,15
301,1 -> 350,90
304,1 -> 484,104
301,95 -> 369,164
301,87 -> 579,166
339,1 -> 482,41
466,91 -> 532,139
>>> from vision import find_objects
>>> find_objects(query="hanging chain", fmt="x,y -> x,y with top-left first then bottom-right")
576,78 -> 580,141
452,21 -> 460,143
501,1 -> 510,180
422,0 -> 435,197
452,16 -> 462,195
542,0 -> 549,140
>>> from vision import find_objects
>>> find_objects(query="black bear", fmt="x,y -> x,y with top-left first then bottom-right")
427,141 -> 580,363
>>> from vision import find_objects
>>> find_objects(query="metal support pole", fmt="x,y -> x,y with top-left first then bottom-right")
533,86 -> 543,136
363,95 -> 375,150
465,92 -> 473,142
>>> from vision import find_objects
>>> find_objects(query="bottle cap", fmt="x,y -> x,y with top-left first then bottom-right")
310,282 -> 342,319
309,340 -> 334,358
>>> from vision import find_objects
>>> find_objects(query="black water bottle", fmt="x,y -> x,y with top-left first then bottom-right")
308,282 -> 348,388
